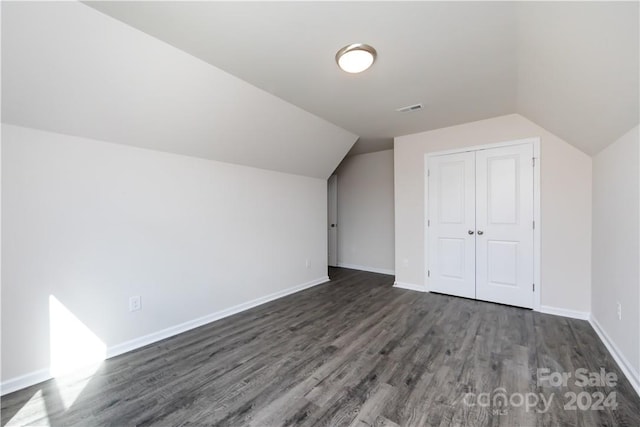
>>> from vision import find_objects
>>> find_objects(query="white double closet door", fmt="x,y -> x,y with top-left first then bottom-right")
428,143 -> 534,309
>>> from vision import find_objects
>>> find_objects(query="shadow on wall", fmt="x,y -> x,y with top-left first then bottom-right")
2,296 -> 107,426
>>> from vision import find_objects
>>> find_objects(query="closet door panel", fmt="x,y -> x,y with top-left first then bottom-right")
427,152 -> 476,299
475,144 -> 534,308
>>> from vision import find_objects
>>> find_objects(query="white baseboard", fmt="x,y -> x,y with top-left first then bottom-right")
589,314 -> 640,397
1,276 -> 329,396
0,368 -> 51,397
538,305 -> 590,320
393,281 -> 427,292
336,263 -> 395,276
107,275 -> 329,359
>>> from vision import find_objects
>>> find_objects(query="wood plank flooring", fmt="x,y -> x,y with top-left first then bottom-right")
2,268 -> 640,426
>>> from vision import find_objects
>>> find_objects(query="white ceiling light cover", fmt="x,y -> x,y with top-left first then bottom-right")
336,44 -> 377,73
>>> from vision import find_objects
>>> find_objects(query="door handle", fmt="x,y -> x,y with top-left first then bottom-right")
468,230 -> 474,235
330,224 -> 336,228
477,230 -> 484,235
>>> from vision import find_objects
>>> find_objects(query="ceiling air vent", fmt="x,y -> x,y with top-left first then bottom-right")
396,103 -> 424,113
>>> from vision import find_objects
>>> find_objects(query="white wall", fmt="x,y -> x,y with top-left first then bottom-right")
1,124 -> 329,388
591,125 -> 640,384
335,150 -> 395,275
394,114 -> 592,313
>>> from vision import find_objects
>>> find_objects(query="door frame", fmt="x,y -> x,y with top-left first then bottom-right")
424,138 -> 541,311
327,174 -> 338,267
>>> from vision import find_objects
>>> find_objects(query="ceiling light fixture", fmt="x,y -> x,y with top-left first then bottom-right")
335,43 -> 377,74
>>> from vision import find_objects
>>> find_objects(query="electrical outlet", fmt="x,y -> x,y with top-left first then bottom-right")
129,296 -> 141,312
305,259 -> 310,268
616,302 -> 622,320
403,259 -> 409,267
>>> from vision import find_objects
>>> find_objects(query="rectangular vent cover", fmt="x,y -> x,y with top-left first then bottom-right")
396,103 -> 424,113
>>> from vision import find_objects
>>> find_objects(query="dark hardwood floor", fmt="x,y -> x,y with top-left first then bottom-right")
3,268 -> 640,426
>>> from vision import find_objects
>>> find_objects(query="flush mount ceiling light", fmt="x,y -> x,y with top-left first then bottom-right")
335,43 -> 377,73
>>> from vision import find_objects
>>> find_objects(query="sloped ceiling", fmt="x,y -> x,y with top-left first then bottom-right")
3,2 -> 638,163
85,1 -> 638,155
1,2 -> 357,179
86,1 -> 518,144
516,2 -> 639,154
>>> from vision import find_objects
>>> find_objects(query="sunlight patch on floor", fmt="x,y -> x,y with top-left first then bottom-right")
5,390 -> 51,427
49,295 -> 106,408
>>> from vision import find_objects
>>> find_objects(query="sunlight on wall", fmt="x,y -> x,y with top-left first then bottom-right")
49,295 -> 106,408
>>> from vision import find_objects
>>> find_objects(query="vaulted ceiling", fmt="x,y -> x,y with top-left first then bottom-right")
2,2 -> 358,179
3,1 -> 638,170
85,1 -> 639,155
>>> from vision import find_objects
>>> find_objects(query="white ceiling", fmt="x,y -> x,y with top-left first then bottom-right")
516,1 -> 639,154
86,1 -> 639,155
86,1 -> 517,143
2,2 -> 357,179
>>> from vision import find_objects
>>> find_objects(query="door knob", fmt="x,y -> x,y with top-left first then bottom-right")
477,230 -> 484,235
468,230 -> 474,235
